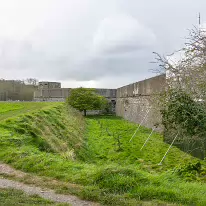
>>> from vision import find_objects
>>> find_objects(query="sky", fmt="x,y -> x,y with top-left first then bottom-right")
0,0 -> 205,88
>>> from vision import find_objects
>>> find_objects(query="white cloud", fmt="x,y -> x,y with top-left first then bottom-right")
92,14 -> 156,55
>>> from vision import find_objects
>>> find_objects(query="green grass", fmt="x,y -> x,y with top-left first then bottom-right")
82,116 -> 196,170
0,188 -> 69,206
0,103 -> 206,205
0,102 -> 60,121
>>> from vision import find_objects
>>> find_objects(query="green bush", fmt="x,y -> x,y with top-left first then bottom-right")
175,161 -> 202,181
161,89 -> 206,158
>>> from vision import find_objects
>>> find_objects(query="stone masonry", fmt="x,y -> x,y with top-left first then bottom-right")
115,74 -> 166,129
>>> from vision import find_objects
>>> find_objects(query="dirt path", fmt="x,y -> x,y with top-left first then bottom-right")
0,163 -> 98,206
0,163 -> 26,178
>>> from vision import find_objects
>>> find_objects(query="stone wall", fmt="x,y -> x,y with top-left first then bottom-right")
0,80 -> 37,101
34,87 -> 116,102
38,82 -> 61,89
95,88 -> 116,99
34,88 -> 70,101
116,74 -> 166,129
0,91 -> 8,101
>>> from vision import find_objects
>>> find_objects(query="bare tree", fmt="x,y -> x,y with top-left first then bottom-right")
24,78 -> 39,86
153,27 -> 206,100
153,27 -> 206,158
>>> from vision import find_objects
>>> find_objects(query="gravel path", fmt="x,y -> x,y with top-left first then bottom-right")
0,163 -> 97,206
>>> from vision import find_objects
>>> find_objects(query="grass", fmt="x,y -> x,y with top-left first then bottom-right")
82,116 -> 196,170
0,102 -> 60,121
0,188 -> 69,206
0,102 -> 206,205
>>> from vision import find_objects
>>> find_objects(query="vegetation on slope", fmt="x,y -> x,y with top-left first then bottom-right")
0,103 -> 206,205
0,102 -> 59,121
82,116 -> 196,169
0,103 -> 85,158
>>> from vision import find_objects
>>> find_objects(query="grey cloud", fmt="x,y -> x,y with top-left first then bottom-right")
0,0 -> 206,88
58,51 -> 153,82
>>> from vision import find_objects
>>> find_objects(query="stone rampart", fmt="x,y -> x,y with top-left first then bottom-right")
116,74 -> 166,129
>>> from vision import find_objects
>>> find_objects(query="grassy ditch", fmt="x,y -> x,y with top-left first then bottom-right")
82,116 -> 197,169
0,103 -> 206,205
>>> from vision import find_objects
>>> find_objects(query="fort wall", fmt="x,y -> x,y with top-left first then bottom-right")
115,74 -> 166,129
0,80 -> 37,101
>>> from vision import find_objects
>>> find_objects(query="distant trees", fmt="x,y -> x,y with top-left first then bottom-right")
67,88 -> 108,116
24,78 -> 39,86
0,78 -> 39,86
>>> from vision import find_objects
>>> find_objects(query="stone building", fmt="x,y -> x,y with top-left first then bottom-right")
34,82 -> 117,102
34,81 -> 67,101
38,82 -> 61,89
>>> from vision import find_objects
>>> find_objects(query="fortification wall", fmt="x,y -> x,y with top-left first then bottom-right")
0,80 -> 37,101
95,89 -> 116,99
33,88 -> 71,101
34,87 -> 117,102
116,74 -> 166,129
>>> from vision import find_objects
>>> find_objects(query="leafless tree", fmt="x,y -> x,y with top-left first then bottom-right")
153,27 -> 206,101
152,27 -> 206,158
24,78 -> 39,86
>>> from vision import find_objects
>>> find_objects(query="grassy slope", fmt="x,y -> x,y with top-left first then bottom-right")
0,103 -> 206,205
83,116 -> 195,170
0,102 -> 59,121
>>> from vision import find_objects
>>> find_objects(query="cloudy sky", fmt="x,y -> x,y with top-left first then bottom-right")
0,0 -> 205,88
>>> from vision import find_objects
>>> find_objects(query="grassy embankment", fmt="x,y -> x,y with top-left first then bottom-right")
0,102 -> 59,121
0,102 -> 206,205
